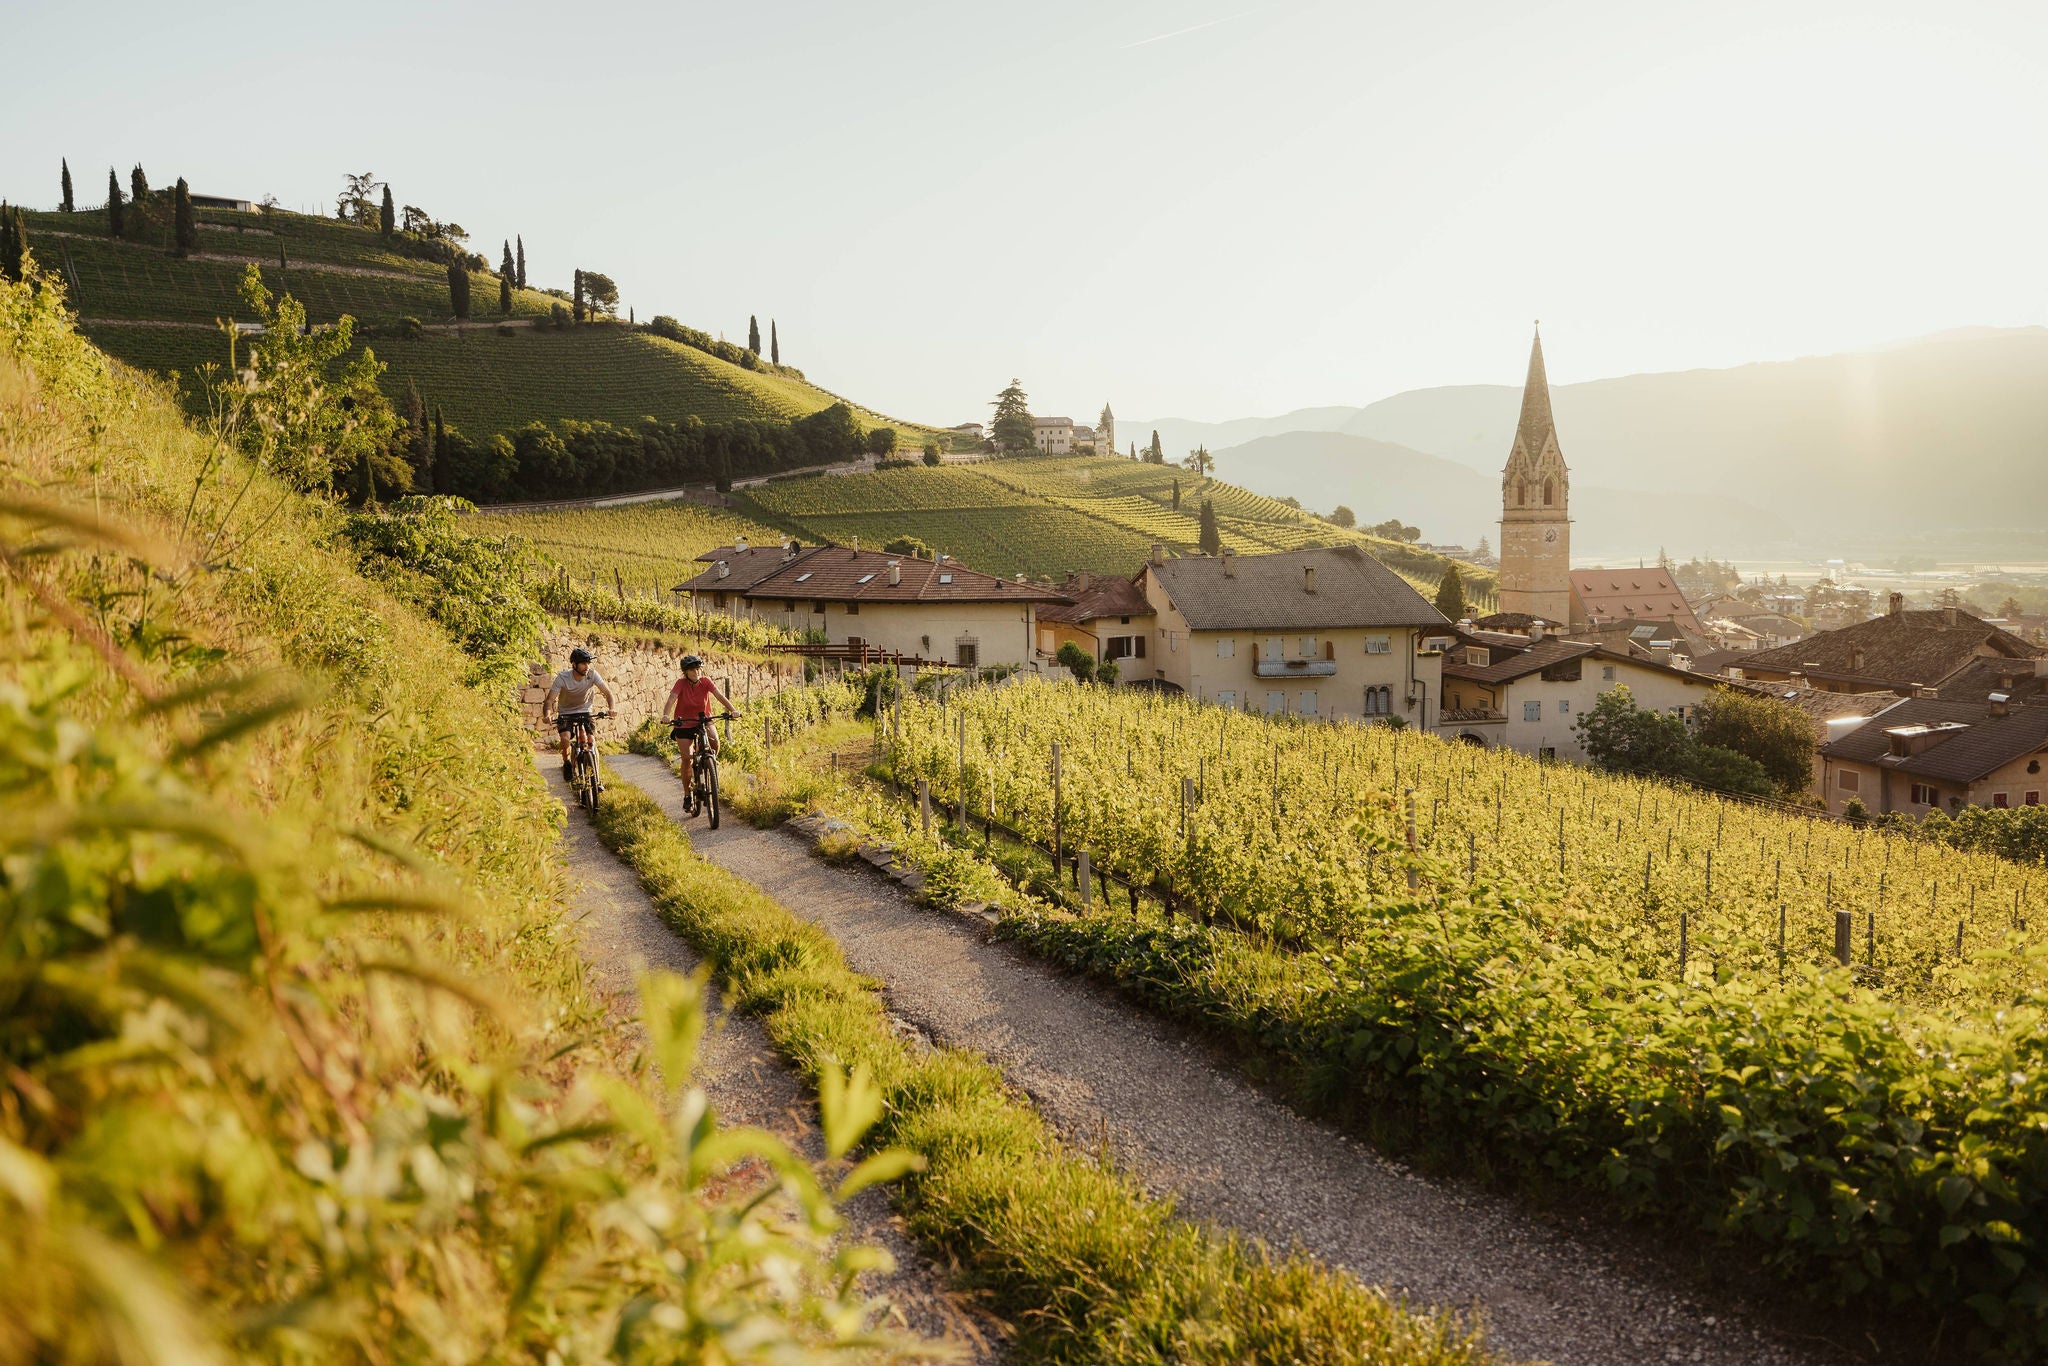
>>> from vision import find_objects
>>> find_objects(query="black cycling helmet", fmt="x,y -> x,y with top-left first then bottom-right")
680,654 -> 703,670
569,648 -> 593,665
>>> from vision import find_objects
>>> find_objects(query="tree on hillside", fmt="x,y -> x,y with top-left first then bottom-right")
60,159 -> 74,213
1198,498 -> 1222,556
867,427 -> 898,459
1330,504 -> 1356,528
2000,595 -> 2026,620
581,271 -> 619,318
1434,567 -> 1467,621
990,379 -> 1034,452
0,205 -> 28,285
403,378 -> 432,490
499,240 -> 515,282
446,258 -> 471,318
1475,534 -> 1492,560
922,441 -> 941,466
572,269 -> 585,323
1146,430 -> 1164,464
747,315 -> 761,355
1170,478 -> 1181,511
1370,518 -> 1421,542
125,165 -> 155,242
771,319 -> 779,365
336,171 -> 379,225
1181,445 -> 1213,479
1129,441 -> 1137,459
172,178 -> 196,256
499,271 -> 512,315
515,235 -> 527,287
380,184 -> 395,236
106,169 -> 124,237
130,164 -> 150,203
884,535 -> 933,560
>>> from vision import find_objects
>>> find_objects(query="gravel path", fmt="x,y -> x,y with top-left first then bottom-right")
610,752 -> 1859,1366
537,757 -> 1003,1361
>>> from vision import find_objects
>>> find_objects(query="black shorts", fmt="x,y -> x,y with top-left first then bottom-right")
670,720 -> 705,742
557,714 -> 595,736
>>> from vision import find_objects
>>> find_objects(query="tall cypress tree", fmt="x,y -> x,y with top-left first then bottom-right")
447,258 -> 471,318
0,205 -> 21,285
515,235 -> 526,288
1197,498 -> 1222,556
432,406 -> 448,493
747,315 -> 761,355
60,159 -> 74,213
130,164 -> 149,203
380,184 -> 395,237
172,178 -> 197,256
106,168 -> 124,237
499,272 -> 512,315
1433,567 -> 1468,622
770,319 -> 779,364
499,240 -> 514,281
572,269 -> 585,322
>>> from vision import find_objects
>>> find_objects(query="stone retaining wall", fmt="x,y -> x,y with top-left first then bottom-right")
519,627 -> 805,748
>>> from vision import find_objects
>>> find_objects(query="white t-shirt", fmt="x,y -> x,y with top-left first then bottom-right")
548,668 -> 607,715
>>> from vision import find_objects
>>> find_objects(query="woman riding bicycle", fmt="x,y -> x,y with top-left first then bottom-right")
543,648 -> 615,780
662,654 -> 736,814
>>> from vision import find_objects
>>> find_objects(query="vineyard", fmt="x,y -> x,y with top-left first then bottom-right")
832,675 -> 2048,1353
468,499 -> 787,587
877,678 -> 2041,1006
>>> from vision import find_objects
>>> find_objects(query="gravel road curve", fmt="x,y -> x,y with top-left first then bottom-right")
538,758 -> 1003,1362
610,752 -> 1860,1366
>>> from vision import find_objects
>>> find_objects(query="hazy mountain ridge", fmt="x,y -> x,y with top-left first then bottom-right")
1133,328 -> 2048,554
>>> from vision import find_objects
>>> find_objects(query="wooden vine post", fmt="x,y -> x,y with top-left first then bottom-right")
1051,741 -> 1063,872
918,778 -> 932,838
956,711 -> 967,828
1834,909 -> 1852,966
1404,787 -> 1418,891
1077,849 -> 1091,910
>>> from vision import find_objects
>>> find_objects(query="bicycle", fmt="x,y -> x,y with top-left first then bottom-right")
564,712 -> 610,812
675,710 -> 738,830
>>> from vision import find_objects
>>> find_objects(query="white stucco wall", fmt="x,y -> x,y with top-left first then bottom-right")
1439,657 -> 1723,761
700,596 -> 1039,668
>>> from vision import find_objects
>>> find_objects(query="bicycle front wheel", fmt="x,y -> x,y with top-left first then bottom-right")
704,757 -> 720,830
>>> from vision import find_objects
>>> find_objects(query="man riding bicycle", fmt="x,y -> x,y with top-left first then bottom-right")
542,648 -> 615,780
662,654 -> 735,814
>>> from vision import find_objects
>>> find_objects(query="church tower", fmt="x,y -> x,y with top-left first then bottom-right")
1496,325 -> 1572,623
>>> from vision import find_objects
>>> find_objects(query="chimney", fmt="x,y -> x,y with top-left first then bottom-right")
1150,543 -> 1165,567
735,535 -> 749,552
1222,548 -> 1236,578
1889,592 -> 1903,616
1303,565 -> 1317,594
852,536 -> 861,556
1991,693 -> 2012,718
887,560 -> 901,587
1529,619 -> 1546,641
1076,571 -> 1093,593
716,559 -> 730,580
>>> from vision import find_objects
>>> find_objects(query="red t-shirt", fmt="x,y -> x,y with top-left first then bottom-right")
669,676 -> 720,726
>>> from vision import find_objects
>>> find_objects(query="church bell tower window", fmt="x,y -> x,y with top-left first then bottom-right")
1543,478 -> 1555,507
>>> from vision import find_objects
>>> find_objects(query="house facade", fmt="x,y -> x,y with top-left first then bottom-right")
1036,572 -> 1155,676
681,541 -> 1065,669
1439,634 -> 1735,761
1135,545 -> 1450,725
1816,659 -> 2048,815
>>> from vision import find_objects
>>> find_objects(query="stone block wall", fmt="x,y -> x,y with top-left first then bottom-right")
519,627 -> 806,748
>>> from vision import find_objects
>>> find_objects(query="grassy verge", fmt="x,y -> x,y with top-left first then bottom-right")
588,771 -> 1498,1365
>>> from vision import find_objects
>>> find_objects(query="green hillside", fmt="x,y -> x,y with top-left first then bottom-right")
498,454 -> 1498,594
18,202 -> 944,447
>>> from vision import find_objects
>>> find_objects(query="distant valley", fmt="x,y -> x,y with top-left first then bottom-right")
1130,327 -> 2048,561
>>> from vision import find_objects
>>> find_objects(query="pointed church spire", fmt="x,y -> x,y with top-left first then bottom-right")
1515,322 -> 1555,459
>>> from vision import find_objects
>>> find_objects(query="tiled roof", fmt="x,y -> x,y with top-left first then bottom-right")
682,544 -> 1068,604
1147,545 -> 1446,632
681,543 -> 811,594
1754,684 -> 1902,735
1040,573 -> 1154,624
1935,657 -> 2048,706
1737,610 -> 2041,690
1473,610 -> 1545,631
1441,637 -> 1596,685
1568,568 -> 1703,632
1033,416 -> 1073,427
1820,697 -> 2048,784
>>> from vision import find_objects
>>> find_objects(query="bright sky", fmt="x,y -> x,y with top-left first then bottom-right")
7,0 -> 2045,427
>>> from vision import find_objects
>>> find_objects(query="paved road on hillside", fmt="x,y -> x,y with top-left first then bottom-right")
537,757 -> 1003,1362
611,751 -> 1866,1366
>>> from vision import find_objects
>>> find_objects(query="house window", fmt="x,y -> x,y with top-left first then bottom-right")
1105,636 -> 1135,661
1217,638 -> 1236,659
1120,615 -> 1130,624
845,601 -> 859,615
1558,699 -> 1571,714
785,600 -> 797,613
2027,792 -> 2041,805
1837,770 -> 1860,793
1538,746 -> 1556,761
1299,690 -> 1318,716
1523,701 -> 1542,721
956,640 -> 980,668
1217,690 -> 1237,709
813,601 -> 827,614
1262,637 -> 1283,661
1909,783 -> 1938,806
1365,634 -> 1392,654
1264,691 -> 1285,714
1601,665 -> 1616,681
1993,793 -> 2011,809
1364,686 -> 1392,715
714,592 -> 728,610
1466,647 -> 1489,666
1298,636 -> 1318,658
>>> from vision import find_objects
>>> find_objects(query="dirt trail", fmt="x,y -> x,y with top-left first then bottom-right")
536,757 -> 1002,1361
610,751 -> 1858,1366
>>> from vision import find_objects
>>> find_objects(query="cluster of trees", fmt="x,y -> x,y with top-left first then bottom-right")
572,269 -> 619,321
1181,446 -> 1213,478
1849,801 -> 2048,864
1140,430 -> 1166,463
1433,568 -> 1467,621
1575,685 -> 1814,800
1055,642 -> 1121,686
1368,517 -> 1421,542
645,315 -> 803,378
92,163 -> 195,253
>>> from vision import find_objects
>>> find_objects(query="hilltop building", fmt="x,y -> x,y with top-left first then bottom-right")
1496,326 -> 1573,624
680,540 -> 1065,669
1030,403 -> 1114,455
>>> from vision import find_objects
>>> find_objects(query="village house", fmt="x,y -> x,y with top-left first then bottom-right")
1437,628 -> 1735,761
1725,596 -> 2042,696
1815,658 -> 2048,816
1566,567 -> 1704,632
1135,545 -> 1451,724
1036,572 -> 1156,675
680,539 -> 1066,669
